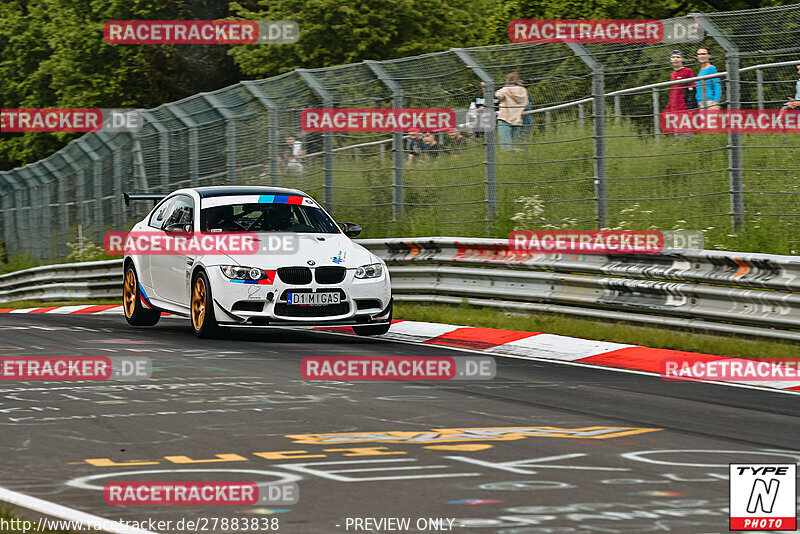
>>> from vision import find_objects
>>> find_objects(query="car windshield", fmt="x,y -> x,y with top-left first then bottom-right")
200,201 -> 340,234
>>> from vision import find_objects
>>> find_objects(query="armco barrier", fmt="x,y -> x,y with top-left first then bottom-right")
1,238 -> 799,340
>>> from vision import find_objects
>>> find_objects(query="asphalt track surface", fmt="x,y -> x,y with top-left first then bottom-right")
0,313 -> 798,534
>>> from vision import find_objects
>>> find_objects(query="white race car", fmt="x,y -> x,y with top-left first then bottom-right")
122,186 -> 392,338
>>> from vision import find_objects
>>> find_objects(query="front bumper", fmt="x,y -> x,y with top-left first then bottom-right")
206,265 -> 391,327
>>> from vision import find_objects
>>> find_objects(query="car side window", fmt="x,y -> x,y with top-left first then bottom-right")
163,196 -> 194,230
148,198 -> 174,229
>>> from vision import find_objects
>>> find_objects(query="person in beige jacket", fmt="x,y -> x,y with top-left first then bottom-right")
495,71 -> 529,151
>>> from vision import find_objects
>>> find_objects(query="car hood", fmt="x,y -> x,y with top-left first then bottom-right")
202,233 -> 378,269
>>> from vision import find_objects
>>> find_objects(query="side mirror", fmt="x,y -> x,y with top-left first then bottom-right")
165,223 -> 192,233
340,222 -> 362,238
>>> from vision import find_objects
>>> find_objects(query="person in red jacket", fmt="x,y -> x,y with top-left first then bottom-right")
666,50 -> 694,140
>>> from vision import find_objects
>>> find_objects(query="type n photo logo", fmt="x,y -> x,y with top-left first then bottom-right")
729,463 -> 797,531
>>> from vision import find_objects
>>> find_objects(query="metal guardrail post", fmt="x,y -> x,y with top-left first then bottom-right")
202,93 -> 239,186
241,81 -> 281,187
297,69 -> 335,213
578,103 -> 585,129
652,88 -> 661,141
75,139 -> 104,244
614,95 -> 621,124
166,104 -> 199,187
142,112 -> 170,194
452,48 -> 497,222
756,68 -> 764,110
365,60 -> 405,221
568,43 -> 607,229
694,13 -> 744,230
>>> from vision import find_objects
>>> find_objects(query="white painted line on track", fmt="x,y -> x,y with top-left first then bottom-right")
0,485 -> 159,534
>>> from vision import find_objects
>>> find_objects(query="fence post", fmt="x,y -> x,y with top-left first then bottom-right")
60,151 -> 86,244
578,103 -> 585,129
42,159 -> 68,258
0,172 -> 21,258
365,60 -> 405,221
568,43 -> 607,229
75,139 -> 104,244
452,48 -> 497,223
142,112 -> 170,194
694,13 -> 744,231
652,88 -> 661,141
297,69 -> 335,213
614,95 -> 621,124
166,104 -> 199,187
30,164 -> 54,262
95,132 -> 125,232
756,68 -> 764,110
242,81 -> 281,187
202,93 -> 239,185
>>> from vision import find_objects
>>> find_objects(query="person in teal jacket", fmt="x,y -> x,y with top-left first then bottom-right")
695,46 -> 721,109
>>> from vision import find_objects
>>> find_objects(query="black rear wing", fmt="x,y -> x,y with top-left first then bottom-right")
124,193 -> 165,207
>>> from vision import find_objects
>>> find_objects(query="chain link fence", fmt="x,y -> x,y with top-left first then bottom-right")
1,4 -> 799,263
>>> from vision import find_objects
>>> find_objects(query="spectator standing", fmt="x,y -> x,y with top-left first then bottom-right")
407,128 -> 425,165
495,72 -> 529,151
666,50 -> 694,140
695,46 -> 721,110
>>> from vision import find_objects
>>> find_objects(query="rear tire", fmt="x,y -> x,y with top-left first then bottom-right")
123,264 -> 160,327
353,303 -> 392,336
191,271 -> 224,338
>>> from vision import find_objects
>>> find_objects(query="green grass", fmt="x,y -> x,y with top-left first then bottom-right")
0,508 -> 77,533
242,118 -> 800,255
394,301 -> 800,359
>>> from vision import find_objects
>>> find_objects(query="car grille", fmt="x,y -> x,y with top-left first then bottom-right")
277,267 -> 312,285
315,266 -> 346,284
232,301 -> 264,312
276,288 -> 348,317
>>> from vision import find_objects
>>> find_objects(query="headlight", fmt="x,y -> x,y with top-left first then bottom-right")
220,265 -> 269,280
355,263 -> 383,279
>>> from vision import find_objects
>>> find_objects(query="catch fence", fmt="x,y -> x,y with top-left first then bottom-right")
0,4 -> 799,261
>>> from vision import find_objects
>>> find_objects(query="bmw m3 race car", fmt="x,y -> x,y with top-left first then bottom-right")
121,186 -> 392,338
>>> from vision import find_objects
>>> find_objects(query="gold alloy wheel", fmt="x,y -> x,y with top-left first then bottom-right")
123,269 -> 137,318
192,277 -> 206,330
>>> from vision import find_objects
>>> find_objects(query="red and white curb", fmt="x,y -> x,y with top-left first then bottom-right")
2,305 -> 798,393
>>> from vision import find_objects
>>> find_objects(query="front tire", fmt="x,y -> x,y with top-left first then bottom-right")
123,264 -> 160,327
191,271 -> 223,338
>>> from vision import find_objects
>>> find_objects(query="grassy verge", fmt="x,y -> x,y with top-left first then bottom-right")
394,301 -> 800,359
0,508 -> 76,533
0,299 -> 119,309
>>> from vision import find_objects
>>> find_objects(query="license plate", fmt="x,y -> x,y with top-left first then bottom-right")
287,292 -> 340,306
